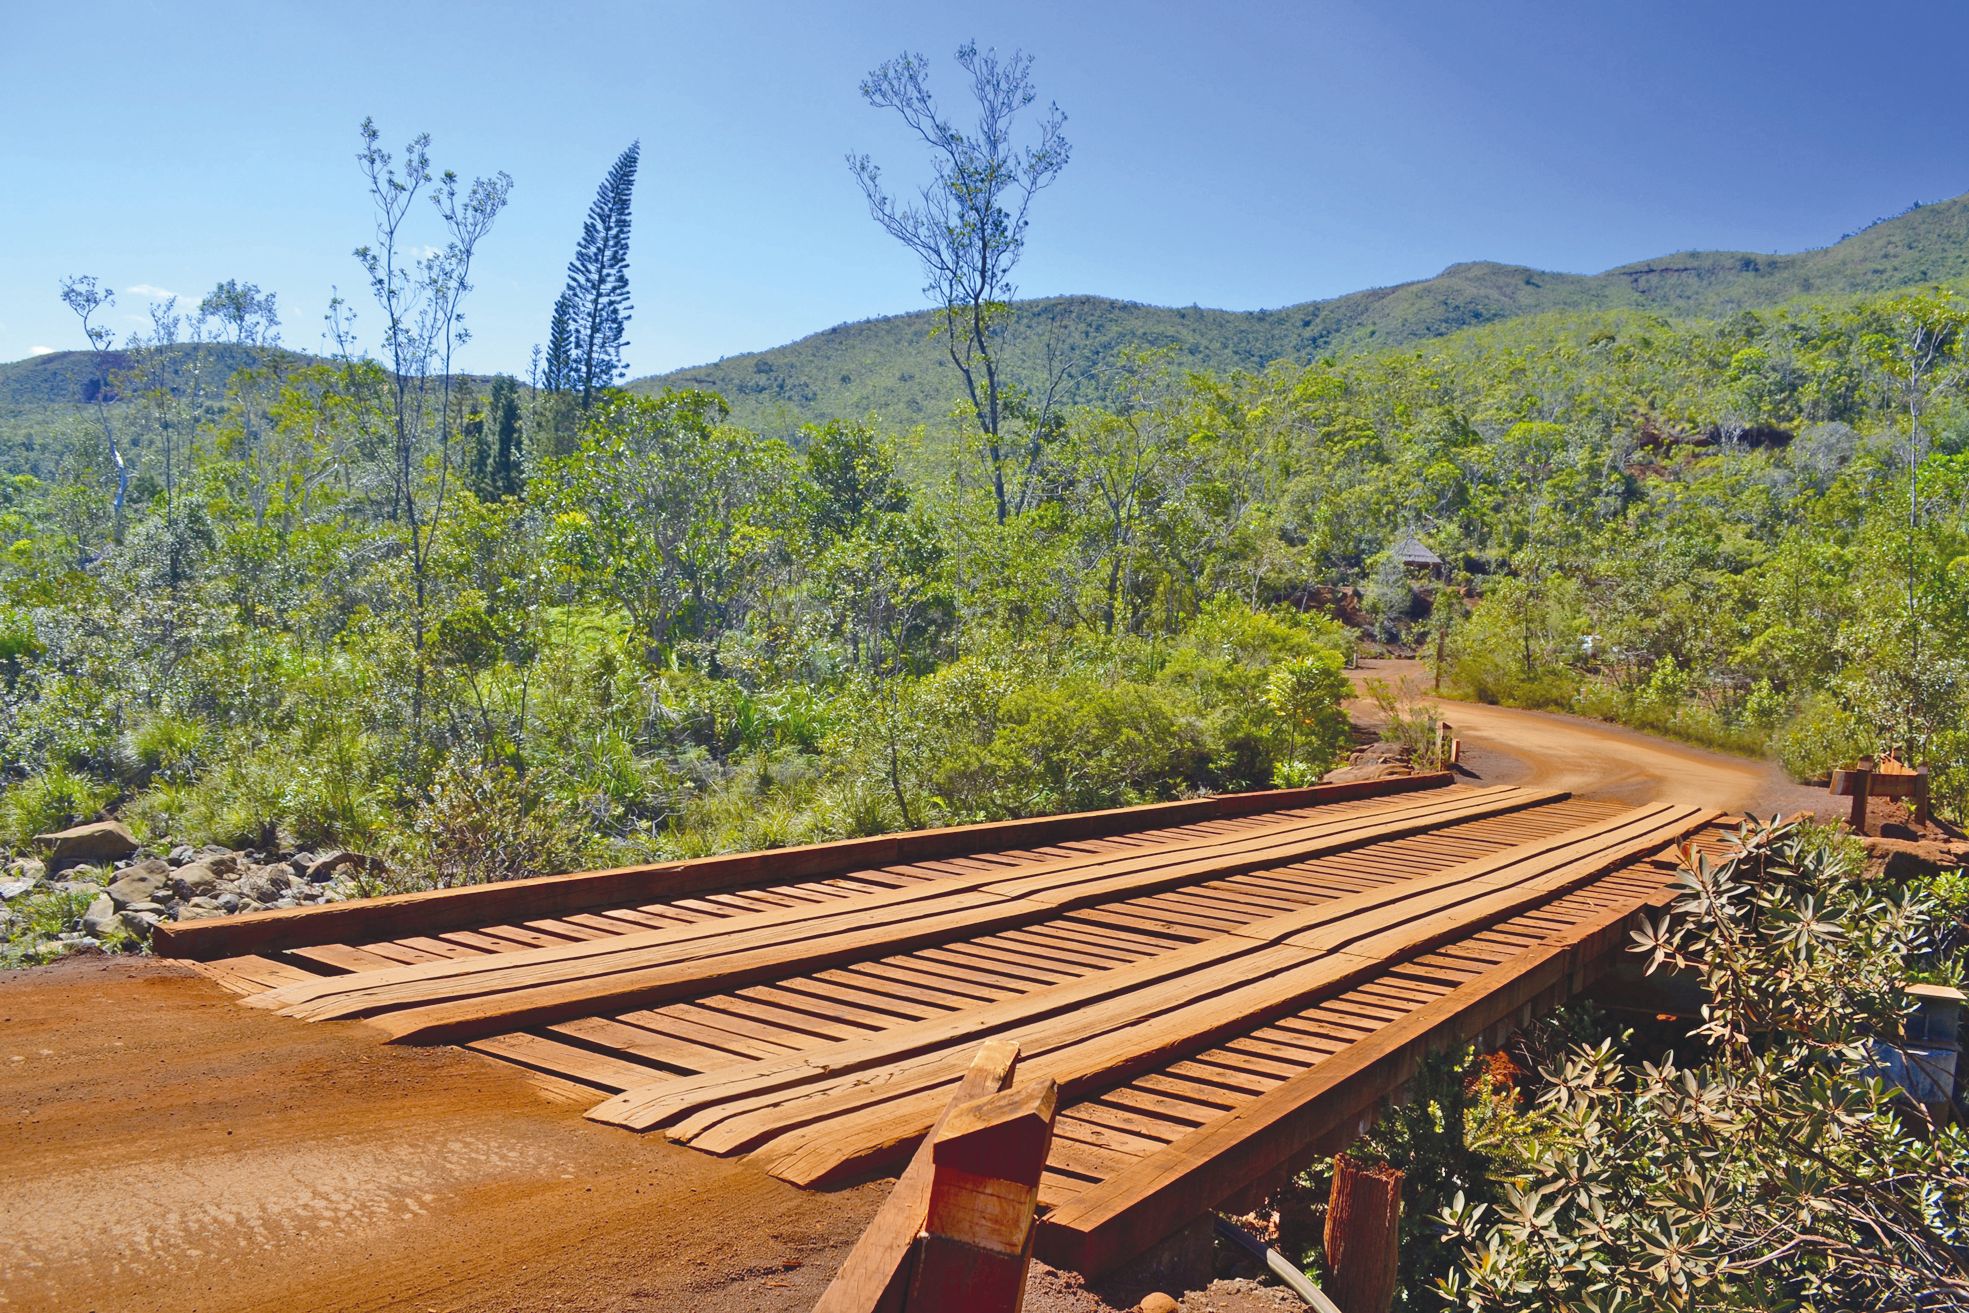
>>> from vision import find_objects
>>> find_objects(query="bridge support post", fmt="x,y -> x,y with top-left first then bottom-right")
1324,1155 -> 1402,1313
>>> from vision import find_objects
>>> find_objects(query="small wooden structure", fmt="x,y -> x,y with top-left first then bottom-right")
1325,1156 -> 1403,1313
1389,534 -> 1443,577
1829,757 -> 1931,834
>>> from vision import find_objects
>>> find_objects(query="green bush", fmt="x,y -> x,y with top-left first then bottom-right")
398,757 -> 586,891
126,712 -> 209,785
1773,691 -> 1873,782
937,677 -> 1211,818
0,765 -> 112,851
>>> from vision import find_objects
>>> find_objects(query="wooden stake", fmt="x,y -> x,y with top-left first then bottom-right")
907,1078 -> 1059,1312
1323,1156 -> 1402,1313
815,1041 -> 1022,1313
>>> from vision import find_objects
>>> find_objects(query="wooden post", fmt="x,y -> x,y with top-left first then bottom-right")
815,1041 -> 1022,1313
1323,1156 -> 1402,1313
906,1078 -> 1060,1312
1831,760 -> 1873,835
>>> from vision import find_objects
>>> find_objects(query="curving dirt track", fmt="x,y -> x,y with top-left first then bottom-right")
1348,658 -> 1826,818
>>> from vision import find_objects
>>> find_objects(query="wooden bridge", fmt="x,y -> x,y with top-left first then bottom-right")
155,774 -> 1726,1278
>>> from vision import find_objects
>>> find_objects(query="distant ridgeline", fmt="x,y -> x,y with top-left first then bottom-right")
8,190 -> 1969,446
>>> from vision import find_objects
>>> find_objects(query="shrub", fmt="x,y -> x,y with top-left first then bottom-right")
1438,817 -> 1967,1311
937,677 -> 1211,819
1773,690 -> 1874,782
125,712 -> 209,785
400,757 -> 585,891
0,765 -> 112,851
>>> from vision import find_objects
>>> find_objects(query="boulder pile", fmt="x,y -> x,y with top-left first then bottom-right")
1,833 -> 383,964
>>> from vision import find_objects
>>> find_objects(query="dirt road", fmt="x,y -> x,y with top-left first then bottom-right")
0,957 -> 882,1313
1349,658 -> 1825,818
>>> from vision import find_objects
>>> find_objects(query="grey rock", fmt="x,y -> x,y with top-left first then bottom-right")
52,879 -> 106,899
6,857 -> 46,882
34,820 -> 138,867
107,860 -> 172,908
216,893 -> 241,913
121,900 -> 167,915
187,895 -> 224,910
80,893 -> 116,933
167,845 -> 194,865
122,909 -> 164,935
0,879 -> 34,901
174,904 -> 224,921
306,850 -> 383,883
82,905 -> 124,940
171,860 -> 228,898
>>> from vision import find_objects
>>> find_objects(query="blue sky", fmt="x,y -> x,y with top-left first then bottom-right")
4,1 -> 1967,378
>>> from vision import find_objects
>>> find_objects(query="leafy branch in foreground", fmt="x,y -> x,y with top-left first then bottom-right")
1439,817 -> 1969,1312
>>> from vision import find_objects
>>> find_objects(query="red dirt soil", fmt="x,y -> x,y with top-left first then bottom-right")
1,957 -> 881,1313
1,958 -> 1291,1312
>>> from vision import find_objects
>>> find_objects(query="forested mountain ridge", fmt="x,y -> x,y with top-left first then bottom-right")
8,191 -> 1967,440
632,192 -> 1969,434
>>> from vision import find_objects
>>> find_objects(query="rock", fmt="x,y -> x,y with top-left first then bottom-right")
121,908 -> 164,935
0,879 -> 35,901
1322,761 -> 1406,785
6,857 -> 46,882
305,850 -> 384,883
216,893 -> 241,913
34,820 -> 138,868
81,896 -> 124,939
51,879 -> 106,899
170,860 -> 230,898
167,845 -> 194,865
106,859 -> 172,908
174,904 -> 225,921
1139,1294 -> 1180,1313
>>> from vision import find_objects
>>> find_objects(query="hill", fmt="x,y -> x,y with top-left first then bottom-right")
8,192 -> 1969,445
633,193 -> 1969,435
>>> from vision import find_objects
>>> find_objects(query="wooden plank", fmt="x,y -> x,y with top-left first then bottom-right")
1033,840 -> 1713,1277
743,806 -> 1711,1185
261,786 -> 1524,1018
464,1032 -> 667,1091
257,788 -> 1550,1040
157,774 -> 1456,958
590,804 -> 1699,1145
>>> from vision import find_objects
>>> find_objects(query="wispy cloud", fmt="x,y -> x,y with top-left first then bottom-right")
126,282 -> 182,300
28,345 -> 57,356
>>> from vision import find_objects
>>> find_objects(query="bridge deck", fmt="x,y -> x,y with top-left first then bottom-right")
155,774 -> 1728,1276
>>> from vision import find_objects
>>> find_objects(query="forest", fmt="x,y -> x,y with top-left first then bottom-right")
4,253 -> 1965,881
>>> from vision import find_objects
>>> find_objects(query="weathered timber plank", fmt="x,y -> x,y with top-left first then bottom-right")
590,804 -> 1694,1143
267,788 -> 1550,1041
746,807 -> 1710,1185
156,775 -> 1454,959
1033,827 -> 1721,1276
813,1041 -> 1021,1313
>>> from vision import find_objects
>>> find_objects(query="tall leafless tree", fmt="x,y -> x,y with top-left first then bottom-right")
850,42 -> 1069,523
